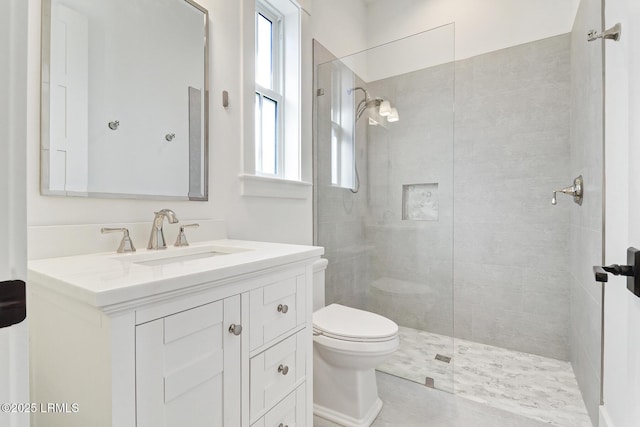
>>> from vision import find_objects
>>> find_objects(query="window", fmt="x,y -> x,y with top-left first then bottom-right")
330,62 -> 355,189
244,0 -> 303,197
255,2 -> 283,177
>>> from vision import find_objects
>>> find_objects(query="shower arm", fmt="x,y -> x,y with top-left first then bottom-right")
349,86 -> 371,101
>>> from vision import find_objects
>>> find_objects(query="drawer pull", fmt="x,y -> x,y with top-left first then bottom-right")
228,324 -> 243,336
278,364 -> 289,375
278,424 -> 288,427
277,304 -> 289,314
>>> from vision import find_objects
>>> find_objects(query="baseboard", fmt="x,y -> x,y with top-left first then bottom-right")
600,405 -> 614,427
314,398 -> 383,427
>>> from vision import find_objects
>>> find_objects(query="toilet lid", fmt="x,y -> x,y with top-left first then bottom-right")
313,304 -> 398,341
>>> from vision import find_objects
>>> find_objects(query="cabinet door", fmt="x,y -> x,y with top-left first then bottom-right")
136,296 -> 241,427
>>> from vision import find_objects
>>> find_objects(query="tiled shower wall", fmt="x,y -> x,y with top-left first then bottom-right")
365,63 -> 455,337
318,35 -> 573,360
569,0 -> 604,423
362,35 -> 572,360
453,35 -> 572,361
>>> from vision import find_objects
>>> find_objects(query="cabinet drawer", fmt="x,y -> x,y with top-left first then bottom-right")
250,330 -> 306,421
250,274 -> 306,350
251,384 -> 306,427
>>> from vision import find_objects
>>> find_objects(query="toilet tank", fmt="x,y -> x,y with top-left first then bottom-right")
312,258 -> 329,312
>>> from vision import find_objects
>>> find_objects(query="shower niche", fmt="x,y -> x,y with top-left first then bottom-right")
402,183 -> 439,221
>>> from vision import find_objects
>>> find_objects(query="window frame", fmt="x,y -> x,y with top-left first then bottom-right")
255,1 -> 285,178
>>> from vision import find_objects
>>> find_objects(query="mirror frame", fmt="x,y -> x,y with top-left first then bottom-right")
40,0 -> 209,201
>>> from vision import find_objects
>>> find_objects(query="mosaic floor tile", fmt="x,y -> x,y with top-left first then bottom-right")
377,326 -> 592,427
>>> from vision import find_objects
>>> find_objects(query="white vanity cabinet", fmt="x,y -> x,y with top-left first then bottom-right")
136,296 -> 241,427
27,240 -> 322,427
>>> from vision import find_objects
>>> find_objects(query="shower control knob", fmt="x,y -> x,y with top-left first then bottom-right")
277,304 -> 289,314
278,364 -> 289,375
228,324 -> 242,336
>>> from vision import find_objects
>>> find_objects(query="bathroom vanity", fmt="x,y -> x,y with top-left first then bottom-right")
27,240 -> 322,427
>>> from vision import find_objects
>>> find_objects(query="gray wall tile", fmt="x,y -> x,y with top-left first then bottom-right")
568,0 -> 604,424
316,25 -> 600,414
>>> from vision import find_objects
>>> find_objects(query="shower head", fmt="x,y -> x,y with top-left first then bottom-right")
349,87 -> 399,124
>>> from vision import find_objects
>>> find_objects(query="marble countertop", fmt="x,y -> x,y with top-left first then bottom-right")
28,239 -> 324,308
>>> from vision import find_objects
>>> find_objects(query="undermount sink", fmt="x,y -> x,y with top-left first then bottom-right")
113,245 -> 251,266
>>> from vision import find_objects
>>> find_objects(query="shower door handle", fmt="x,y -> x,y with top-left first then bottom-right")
593,247 -> 640,297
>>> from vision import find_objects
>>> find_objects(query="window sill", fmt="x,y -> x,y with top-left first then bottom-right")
239,174 -> 312,199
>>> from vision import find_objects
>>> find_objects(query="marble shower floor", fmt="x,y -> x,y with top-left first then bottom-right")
377,326 -> 592,427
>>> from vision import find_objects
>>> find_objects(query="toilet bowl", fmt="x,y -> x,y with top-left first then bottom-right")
313,303 -> 399,427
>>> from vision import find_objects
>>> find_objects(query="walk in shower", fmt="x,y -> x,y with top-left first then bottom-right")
313,2 -> 603,425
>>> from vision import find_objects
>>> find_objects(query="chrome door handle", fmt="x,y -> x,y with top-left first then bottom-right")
278,364 -> 289,375
277,304 -> 289,314
228,324 -> 243,336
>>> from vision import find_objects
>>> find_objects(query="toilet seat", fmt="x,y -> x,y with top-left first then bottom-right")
313,304 -> 398,343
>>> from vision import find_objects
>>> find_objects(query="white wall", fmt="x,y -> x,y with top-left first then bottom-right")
27,0 -> 314,246
310,0 -> 368,59
366,0 -> 580,61
311,0 -> 579,84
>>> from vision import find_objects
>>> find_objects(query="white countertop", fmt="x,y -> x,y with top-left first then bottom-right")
28,240 -> 324,308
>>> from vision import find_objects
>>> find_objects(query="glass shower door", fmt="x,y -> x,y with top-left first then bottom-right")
313,23 -> 456,392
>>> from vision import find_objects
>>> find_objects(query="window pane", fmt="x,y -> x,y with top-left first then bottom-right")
256,13 -> 273,89
329,63 -> 355,189
331,125 -> 338,185
255,93 -> 261,169
260,97 -> 277,175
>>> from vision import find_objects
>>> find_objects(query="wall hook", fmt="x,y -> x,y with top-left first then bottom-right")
108,120 -> 120,130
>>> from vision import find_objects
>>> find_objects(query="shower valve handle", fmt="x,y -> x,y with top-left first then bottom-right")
551,175 -> 583,206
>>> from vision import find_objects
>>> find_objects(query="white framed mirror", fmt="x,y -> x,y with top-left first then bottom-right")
40,0 -> 209,200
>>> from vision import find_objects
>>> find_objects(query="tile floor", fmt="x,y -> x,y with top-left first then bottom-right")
314,371 -> 553,427
376,326 -> 592,427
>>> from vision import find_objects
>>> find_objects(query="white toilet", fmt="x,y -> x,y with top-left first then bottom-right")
312,260 -> 399,427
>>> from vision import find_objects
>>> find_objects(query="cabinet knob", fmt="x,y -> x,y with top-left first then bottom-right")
278,424 -> 288,427
228,324 -> 242,336
278,364 -> 289,375
277,304 -> 289,314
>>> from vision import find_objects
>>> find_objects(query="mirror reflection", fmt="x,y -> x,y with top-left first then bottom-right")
41,0 -> 208,200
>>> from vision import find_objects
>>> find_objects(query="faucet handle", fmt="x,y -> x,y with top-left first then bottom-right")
174,223 -> 200,247
101,227 -> 136,253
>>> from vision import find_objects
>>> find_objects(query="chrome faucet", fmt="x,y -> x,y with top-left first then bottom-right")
147,209 -> 179,249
